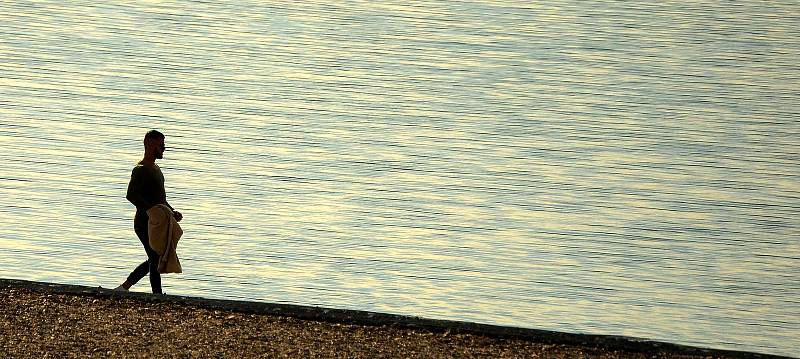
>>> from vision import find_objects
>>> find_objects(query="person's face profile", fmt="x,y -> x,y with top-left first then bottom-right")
153,139 -> 165,159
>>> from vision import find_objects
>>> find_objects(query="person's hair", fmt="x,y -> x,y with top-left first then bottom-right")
144,129 -> 165,146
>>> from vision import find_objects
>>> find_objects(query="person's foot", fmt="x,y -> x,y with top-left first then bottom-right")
114,285 -> 129,292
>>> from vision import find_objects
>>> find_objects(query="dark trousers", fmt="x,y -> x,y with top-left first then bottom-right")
126,225 -> 162,294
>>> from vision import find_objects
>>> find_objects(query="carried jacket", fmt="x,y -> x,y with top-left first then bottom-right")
146,204 -> 183,274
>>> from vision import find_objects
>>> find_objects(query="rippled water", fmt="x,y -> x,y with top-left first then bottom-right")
1,1 -> 799,356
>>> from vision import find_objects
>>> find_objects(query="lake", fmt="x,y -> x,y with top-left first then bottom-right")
0,1 -> 798,356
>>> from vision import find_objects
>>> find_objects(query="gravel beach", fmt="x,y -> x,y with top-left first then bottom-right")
0,281 -> 773,358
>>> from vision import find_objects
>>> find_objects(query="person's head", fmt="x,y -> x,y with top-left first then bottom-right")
143,129 -> 165,159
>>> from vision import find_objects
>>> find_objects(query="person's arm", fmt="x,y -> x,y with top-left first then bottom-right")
126,167 -> 144,208
166,199 -> 182,222
160,172 -> 181,221
161,172 -> 178,217
126,167 -> 160,210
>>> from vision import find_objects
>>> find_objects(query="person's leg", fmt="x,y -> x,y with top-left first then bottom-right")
136,226 -> 162,294
145,244 -> 162,294
119,223 -> 151,290
123,260 -> 150,289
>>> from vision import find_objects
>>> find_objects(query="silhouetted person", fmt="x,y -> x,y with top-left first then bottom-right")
116,130 -> 182,293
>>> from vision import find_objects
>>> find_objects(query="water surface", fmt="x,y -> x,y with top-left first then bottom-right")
1,1 -> 798,356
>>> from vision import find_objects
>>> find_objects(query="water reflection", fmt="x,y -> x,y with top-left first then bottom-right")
1,1 -> 799,357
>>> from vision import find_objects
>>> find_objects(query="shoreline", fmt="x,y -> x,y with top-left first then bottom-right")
0,278 -> 788,358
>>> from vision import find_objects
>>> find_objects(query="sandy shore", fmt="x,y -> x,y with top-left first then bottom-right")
0,279 -> 780,358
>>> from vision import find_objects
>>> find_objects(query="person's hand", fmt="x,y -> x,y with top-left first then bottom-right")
173,210 -> 183,222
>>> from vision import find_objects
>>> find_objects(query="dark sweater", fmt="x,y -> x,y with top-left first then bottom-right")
127,162 -> 172,228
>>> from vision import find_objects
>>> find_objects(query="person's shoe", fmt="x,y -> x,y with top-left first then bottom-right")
114,285 -> 129,292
